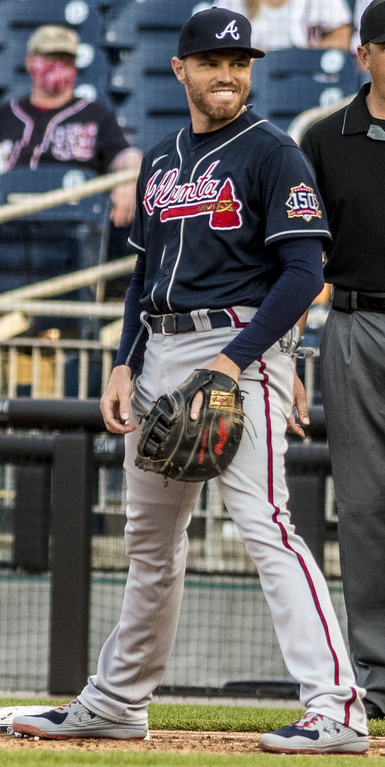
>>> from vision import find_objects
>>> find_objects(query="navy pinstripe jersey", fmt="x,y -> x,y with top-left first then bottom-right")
128,107 -> 330,315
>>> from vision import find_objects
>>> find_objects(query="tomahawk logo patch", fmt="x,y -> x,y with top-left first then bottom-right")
285,183 -> 322,221
143,161 -> 243,230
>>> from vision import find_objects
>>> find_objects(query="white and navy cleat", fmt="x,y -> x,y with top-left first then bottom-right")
259,712 -> 369,754
12,699 -> 150,740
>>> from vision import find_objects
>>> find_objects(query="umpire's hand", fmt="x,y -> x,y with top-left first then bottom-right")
286,371 -> 310,439
100,365 -> 136,434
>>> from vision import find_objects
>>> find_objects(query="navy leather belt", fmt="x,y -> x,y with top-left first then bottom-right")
333,287 -> 385,314
149,311 -> 233,335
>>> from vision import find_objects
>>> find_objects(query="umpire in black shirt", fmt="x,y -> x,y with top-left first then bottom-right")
301,0 -> 385,722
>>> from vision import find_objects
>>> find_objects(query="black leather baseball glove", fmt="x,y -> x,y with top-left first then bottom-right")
135,369 -> 244,482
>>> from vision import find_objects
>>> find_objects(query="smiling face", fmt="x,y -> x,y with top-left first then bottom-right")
172,49 -> 253,132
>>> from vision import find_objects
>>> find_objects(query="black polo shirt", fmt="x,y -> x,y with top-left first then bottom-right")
0,97 -> 130,175
301,84 -> 385,291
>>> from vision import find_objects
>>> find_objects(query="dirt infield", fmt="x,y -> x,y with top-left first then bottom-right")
1,731 -> 385,755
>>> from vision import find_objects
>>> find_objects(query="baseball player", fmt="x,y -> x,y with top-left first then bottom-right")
13,8 -> 368,753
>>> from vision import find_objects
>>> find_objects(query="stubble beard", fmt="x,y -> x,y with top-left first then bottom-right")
185,76 -> 249,125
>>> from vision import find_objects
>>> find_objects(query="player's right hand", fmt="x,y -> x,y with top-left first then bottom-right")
100,364 -> 136,434
190,353 -> 241,420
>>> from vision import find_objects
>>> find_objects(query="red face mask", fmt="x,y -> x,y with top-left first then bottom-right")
27,56 -> 77,94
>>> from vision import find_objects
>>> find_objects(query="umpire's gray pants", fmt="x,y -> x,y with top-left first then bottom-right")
321,308 -> 385,713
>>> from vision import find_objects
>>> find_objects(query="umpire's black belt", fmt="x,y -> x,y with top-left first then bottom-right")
149,310 -> 236,335
332,287 -> 385,314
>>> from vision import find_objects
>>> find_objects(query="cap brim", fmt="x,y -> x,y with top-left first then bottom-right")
247,46 -> 265,59
29,45 -> 77,55
364,32 -> 385,44
180,45 -> 265,59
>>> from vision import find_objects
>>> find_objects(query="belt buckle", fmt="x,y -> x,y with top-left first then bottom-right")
161,314 -> 175,335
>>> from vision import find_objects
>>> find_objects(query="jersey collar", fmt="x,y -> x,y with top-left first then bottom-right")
189,107 -> 255,145
342,83 -> 379,136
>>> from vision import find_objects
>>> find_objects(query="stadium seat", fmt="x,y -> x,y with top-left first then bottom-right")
0,48 -> 13,98
250,48 -> 360,131
108,34 -> 179,95
107,27 -> 189,151
128,0 -> 198,28
111,73 -> 188,115
0,166 -> 108,338
104,4 -> 151,51
116,105 -> 190,153
76,47 -> 112,106
0,166 -> 106,222
1,0 -> 104,45
104,0 -> 197,50
90,0 -> 132,8
0,223 -> 79,275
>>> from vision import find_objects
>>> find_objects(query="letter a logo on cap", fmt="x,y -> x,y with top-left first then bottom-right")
215,20 -> 240,41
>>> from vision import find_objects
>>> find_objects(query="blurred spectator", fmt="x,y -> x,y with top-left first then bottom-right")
194,0 -> 353,51
0,25 -> 142,227
351,0 -> 372,89
351,0 -> 372,52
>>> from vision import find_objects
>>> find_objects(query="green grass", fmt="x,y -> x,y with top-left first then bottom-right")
149,704 -> 305,733
0,754 -> 381,767
2,699 -> 385,737
1,700 -> 384,767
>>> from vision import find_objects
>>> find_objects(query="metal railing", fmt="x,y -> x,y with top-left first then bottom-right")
0,169 -> 139,224
287,95 -> 355,144
0,398 -> 334,696
0,336 -> 320,404
0,337 -> 116,400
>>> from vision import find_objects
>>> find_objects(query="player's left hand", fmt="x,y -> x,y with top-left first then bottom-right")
190,354 -> 241,420
110,183 -> 136,226
287,371 -> 310,438
100,364 -> 136,434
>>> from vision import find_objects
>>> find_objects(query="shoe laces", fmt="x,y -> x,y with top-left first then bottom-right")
54,699 -> 79,712
293,713 -> 342,735
292,713 -> 324,730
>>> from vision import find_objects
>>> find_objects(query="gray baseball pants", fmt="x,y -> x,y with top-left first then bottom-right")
321,308 -> 385,714
80,322 -> 367,734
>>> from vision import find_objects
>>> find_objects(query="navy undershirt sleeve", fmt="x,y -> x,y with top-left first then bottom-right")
221,237 -> 324,371
113,251 -> 146,371
114,237 -> 324,374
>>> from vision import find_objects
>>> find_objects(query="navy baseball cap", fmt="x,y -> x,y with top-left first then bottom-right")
177,7 -> 265,59
360,0 -> 385,45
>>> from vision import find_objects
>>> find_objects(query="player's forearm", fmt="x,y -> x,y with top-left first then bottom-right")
202,353 -> 241,381
114,251 -> 146,371
109,149 -> 143,224
296,309 -> 310,337
221,238 -> 324,371
110,147 -> 143,173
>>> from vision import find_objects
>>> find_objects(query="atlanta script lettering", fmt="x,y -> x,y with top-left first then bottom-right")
143,161 -> 243,230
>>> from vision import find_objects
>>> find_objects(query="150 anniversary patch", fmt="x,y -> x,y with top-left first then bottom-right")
285,183 -> 322,221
